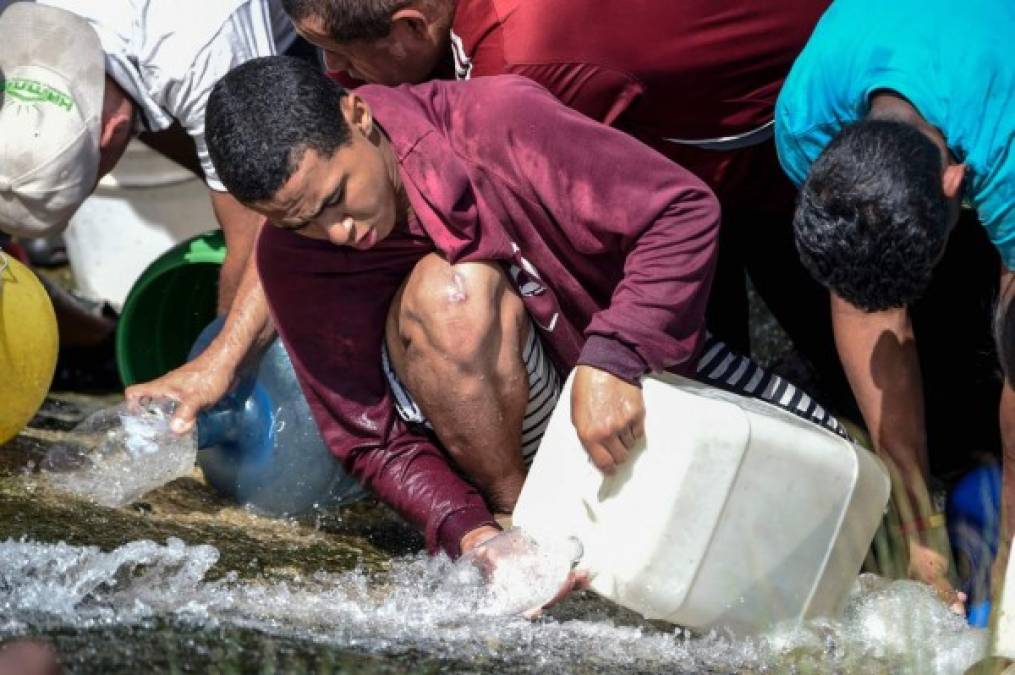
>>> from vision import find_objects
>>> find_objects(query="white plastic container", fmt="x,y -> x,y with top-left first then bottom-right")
513,371 -> 890,634
64,140 -> 217,310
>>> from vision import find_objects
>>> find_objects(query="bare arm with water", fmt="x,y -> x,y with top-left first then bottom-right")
125,250 -> 275,433
994,267 -> 1015,595
210,190 -> 267,312
997,382 -> 1015,598
830,293 -> 963,611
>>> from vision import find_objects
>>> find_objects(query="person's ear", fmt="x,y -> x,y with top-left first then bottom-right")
942,163 -> 967,200
389,7 -> 431,43
99,109 -> 131,151
340,94 -> 375,138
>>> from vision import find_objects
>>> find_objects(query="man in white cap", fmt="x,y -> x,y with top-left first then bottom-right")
0,0 -> 299,312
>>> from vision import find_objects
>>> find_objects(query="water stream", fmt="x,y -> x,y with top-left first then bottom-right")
0,536 -> 988,674
0,394 -> 995,673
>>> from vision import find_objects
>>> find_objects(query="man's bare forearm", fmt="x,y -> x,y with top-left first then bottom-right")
210,190 -> 266,312
1001,385 -> 1015,539
998,268 -> 1015,542
124,251 -> 274,431
830,294 -> 964,601
226,253 -> 273,351
199,252 -> 274,371
831,294 -> 931,514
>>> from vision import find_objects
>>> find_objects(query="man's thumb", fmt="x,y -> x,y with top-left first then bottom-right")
170,405 -> 197,435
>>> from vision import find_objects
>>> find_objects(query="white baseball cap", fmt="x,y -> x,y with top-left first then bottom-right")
0,1 -> 105,238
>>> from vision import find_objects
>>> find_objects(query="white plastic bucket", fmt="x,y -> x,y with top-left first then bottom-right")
64,140 -> 217,310
514,371 -> 890,634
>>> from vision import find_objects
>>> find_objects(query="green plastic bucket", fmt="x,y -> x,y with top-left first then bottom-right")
116,231 -> 226,386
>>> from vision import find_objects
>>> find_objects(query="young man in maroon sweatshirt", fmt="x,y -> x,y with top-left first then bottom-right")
280,0 -> 837,375
132,0 -> 838,439
203,57 -> 845,560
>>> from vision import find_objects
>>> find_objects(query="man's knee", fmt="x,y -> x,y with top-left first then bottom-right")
392,254 -> 524,373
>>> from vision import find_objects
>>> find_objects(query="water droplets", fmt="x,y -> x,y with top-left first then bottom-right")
0,540 -> 988,674
39,399 -> 197,508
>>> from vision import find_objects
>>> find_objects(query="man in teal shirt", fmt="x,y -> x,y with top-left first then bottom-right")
775,0 -> 1014,609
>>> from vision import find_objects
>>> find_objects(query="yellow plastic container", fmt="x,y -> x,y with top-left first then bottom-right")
0,252 -> 58,444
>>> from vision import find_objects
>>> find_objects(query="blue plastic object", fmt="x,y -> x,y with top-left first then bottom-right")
967,601 -> 992,628
190,318 -> 366,515
947,463 -> 1001,625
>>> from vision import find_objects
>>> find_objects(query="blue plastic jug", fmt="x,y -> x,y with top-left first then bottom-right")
190,318 -> 366,515
947,462 -> 1001,627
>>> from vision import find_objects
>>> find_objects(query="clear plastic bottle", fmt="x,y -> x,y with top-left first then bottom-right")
43,398 -> 197,507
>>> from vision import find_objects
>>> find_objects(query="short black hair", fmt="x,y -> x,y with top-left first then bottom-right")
281,0 -> 412,41
206,56 -> 350,203
793,119 -> 950,311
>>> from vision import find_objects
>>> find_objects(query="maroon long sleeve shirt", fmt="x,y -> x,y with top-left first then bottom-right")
328,0 -> 829,234
450,0 -> 828,146
444,0 -> 830,216
256,76 -> 719,557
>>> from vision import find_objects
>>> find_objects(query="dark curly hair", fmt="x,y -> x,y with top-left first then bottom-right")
205,56 -> 351,204
793,119 -> 950,311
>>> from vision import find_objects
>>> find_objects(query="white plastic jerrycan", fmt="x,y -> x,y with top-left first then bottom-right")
513,371 -> 890,634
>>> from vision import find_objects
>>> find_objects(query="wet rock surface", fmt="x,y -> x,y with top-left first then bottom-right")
0,392 -> 440,673
1,394 -> 421,581
1,395 -> 698,674
0,291 -> 990,674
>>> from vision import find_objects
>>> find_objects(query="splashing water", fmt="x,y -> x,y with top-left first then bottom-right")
39,400 -> 197,507
766,575 -> 988,673
0,538 -> 988,673
449,528 -> 583,615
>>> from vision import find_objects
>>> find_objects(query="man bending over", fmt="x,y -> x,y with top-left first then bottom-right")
775,0 -> 1014,604
202,57 -> 846,557
131,0 -> 843,440
0,0 -> 299,311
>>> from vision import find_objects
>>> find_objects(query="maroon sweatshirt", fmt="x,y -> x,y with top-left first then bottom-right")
256,76 -> 719,557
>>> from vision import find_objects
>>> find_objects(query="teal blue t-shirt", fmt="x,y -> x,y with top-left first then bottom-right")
775,0 -> 1015,268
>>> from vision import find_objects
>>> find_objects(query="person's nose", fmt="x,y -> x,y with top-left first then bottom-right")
326,216 -> 356,246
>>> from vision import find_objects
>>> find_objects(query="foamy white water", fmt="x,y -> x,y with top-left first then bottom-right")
0,538 -> 988,673
40,400 -> 197,508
